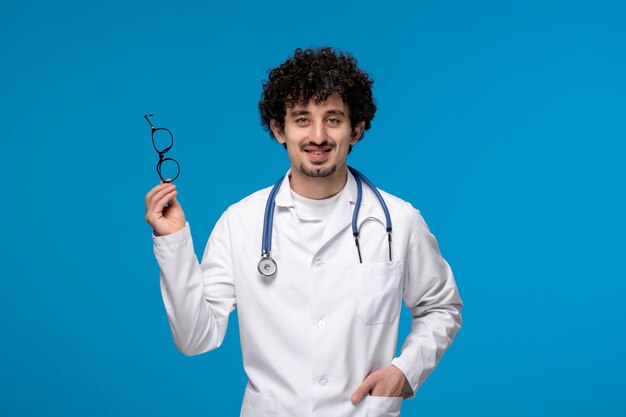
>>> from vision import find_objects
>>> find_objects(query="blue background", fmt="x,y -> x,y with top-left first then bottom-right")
2,0 -> 625,415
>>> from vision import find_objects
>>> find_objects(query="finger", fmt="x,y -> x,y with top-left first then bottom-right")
148,184 -> 175,209
146,189 -> 177,226
162,183 -> 181,207
148,184 -> 176,213
152,189 -> 178,216
145,182 -> 173,207
156,189 -> 178,211
351,374 -> 378,404
167,193 -> 180,208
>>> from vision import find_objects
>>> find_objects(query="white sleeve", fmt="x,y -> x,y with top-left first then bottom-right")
390,210 -> 463,398
152,212 -> 237,356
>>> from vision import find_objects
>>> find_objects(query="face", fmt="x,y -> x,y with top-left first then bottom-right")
271,94 -> 364,180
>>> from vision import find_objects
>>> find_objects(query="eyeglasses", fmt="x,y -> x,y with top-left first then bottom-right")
144,114 -> 180,183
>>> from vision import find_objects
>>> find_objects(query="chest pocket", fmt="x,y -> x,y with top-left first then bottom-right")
354,260 -> 404,324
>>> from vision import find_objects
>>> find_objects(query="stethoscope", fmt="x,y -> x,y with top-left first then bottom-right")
257,166 -> 393,277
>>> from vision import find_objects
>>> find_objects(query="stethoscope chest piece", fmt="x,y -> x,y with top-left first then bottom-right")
258,255 -> 277,277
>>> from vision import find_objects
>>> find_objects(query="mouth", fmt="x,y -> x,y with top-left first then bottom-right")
302,144 -> 334,163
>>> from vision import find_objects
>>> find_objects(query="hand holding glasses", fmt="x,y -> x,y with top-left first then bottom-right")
144,114 -> 180,183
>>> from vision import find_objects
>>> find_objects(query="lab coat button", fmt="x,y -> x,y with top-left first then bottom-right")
318,320 -> 327,329
319,378 -> 328,386
313,259 -> 324,267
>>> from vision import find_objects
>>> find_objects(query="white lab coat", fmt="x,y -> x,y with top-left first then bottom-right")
153,169 -> 462,417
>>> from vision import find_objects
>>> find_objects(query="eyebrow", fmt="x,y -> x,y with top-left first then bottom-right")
288,109 -> 347,117
289,110 -> 310,117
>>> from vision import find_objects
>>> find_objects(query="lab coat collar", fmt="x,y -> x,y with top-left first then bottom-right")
273,169 -> 295,209
273,167 -> 388,227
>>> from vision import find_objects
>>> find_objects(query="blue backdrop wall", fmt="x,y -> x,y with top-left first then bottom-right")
1,0 -> 625,415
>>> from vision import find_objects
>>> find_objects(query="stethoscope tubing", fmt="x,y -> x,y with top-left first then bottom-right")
262,176 -> 285,255
348,167 -> 392,232
348,166 -> 393,263
259,167 -> 392,277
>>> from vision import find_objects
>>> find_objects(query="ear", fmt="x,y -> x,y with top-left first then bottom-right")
270,119 -> 286,144
350,121 -> 365,145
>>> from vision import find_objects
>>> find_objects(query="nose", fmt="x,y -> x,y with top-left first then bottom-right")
310,121 -> 326,144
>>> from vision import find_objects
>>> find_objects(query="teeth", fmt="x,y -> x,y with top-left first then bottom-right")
315,151 -> 322,155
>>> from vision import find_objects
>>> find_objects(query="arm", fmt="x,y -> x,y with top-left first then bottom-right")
153,212 -> 237,356
390,209 -> 463,398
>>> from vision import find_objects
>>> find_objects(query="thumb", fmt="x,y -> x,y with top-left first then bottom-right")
351,374 -> 377,404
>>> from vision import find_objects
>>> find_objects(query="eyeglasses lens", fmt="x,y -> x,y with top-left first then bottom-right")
157,158 -> 180,181
152,128 -> 173,153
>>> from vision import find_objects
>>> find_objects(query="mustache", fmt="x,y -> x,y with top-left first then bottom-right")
299,141 -> 337,151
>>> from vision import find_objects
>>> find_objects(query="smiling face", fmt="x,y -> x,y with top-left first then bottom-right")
270,94 -> 364,196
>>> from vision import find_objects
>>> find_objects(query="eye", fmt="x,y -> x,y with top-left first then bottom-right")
295,117 -> 309,126
326,118 -> 341,125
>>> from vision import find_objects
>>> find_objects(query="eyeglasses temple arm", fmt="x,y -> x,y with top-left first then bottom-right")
144,114 -> 155,129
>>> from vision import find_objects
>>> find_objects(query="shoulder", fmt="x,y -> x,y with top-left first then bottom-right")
374,187 -> 422,222
372,186 -> 432,243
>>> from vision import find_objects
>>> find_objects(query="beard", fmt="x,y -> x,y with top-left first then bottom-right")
299,163 -> 337,178
298,141 -> 338,177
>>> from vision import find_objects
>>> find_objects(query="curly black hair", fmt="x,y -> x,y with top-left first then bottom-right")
259,47 -> 376,143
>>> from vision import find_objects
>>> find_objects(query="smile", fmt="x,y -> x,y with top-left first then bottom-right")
303,146 -> 333,162
303,144 -> 334,153
305,149 -> 331,155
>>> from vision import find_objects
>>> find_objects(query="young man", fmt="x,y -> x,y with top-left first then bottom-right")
145,47 -> 462,417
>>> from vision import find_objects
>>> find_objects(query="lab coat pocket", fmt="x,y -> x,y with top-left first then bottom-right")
355,260 -> 404,324
366,395 -> 403,417
241,387 -> 277,417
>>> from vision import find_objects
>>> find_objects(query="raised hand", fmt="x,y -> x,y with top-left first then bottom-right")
145,180 -> 186,236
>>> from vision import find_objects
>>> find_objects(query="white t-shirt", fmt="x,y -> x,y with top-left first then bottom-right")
291,187 -> 344,222
290,186 -> 345,253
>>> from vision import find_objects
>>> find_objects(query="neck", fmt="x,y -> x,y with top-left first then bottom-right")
289,164 -> 348,199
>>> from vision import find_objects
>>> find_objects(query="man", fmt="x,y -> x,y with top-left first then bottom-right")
145,47 -> 462,417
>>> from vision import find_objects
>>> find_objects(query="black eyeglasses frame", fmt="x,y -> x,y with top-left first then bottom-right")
144,114 -> 180,183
